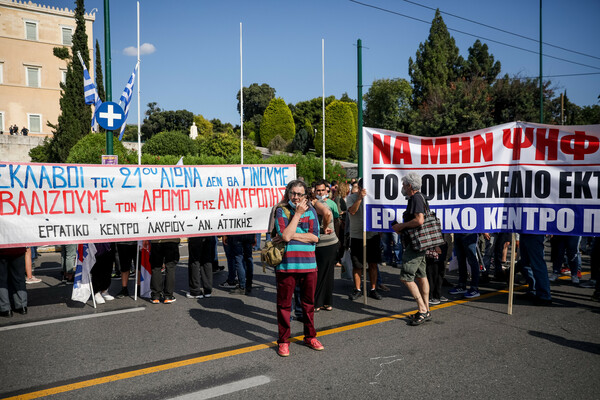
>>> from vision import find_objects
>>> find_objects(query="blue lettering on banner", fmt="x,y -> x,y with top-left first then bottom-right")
367,203 -> 600,236
241,166 -> 289,187
0,164 -> 85,189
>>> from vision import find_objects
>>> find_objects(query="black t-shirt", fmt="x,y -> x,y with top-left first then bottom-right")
403,192 -> 427,223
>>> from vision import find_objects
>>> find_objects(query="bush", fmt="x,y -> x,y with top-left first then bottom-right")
260,98 -> 295,147
29,137 -> 52,162
198,131 -> 261,160
66,133 -> 133,164
268,135 -> 288,152
265,153 -> 347,183
290,128 -> 311,153
142,131 -> 196,156
123,153 -> 228,165
314,100 -> 356,160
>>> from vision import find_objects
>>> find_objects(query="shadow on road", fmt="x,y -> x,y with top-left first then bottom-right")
528,330 -> 600,355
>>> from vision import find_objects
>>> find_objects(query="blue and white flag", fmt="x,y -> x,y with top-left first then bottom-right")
71,243 -> 97,303
77,51 -> 102,132
118,62 -> 138,141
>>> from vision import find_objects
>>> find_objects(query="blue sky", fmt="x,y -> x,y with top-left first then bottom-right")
52,0 -> 600,127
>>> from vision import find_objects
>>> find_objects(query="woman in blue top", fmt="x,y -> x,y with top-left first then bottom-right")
274,180 -> 323,357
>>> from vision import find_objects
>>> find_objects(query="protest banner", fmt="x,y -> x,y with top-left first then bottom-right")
0,163 -> 295,248
363,122 -> 600,236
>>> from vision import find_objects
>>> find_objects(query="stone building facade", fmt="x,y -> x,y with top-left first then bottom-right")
0,0 -> 95,137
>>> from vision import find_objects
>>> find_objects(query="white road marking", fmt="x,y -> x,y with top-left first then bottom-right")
0,307 -> 145,332
167,375 -> 271,400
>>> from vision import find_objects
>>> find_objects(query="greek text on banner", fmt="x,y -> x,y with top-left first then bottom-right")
363,122 -> 600,236
0,164 -> 296,248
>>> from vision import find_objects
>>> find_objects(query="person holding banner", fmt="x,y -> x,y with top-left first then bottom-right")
274,180 -> 323,357
0,247 -> 28,317
186,236 -> 215,299
150,238 -> 181,304
391,173 -> 431,325
313,180 -> 339,312
347,179 -> 382,301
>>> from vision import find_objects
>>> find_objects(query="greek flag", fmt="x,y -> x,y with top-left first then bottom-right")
118,62 -> 138,140
77,52 -> 102,132
71,243 -> 97,303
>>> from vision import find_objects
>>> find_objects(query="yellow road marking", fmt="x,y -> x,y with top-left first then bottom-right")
3,272 -> 590,400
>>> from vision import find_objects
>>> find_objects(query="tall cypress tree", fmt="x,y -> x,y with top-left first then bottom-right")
408,9 -> 463,108
95,39 -> 105,102
47,0 -> 91,162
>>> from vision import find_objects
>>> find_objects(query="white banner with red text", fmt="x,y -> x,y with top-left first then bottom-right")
363,122 -> 600,236
0,163 -> 295,248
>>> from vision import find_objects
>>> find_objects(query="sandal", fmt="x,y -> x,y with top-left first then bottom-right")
323,305 -> 333,311
408,311 -> 431,325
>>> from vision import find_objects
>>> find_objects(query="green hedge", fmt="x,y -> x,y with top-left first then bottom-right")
66,133 -> 133,164
141,131 -> 196,156
314,100 -> 356,160
197,131 -> 262,160
260,98 -> 295,147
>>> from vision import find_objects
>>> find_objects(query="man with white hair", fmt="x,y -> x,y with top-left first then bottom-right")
392,172 -> 431,326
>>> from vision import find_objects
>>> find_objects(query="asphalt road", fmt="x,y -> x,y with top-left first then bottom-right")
1,243 -> 599,400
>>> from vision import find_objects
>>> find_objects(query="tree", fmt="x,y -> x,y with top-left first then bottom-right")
237,83 -> 276,122
142,131 -> 197,156
314,100 -> 356,159
289,96 -> 336,133
210,118 -> 234,134
408,9 -> 463,107
463,40 -> 501,84
193,114 -> 213,137
45,0 -> 91,162
260,98 -> 295,147
94,39 -> 105,134
120,124 -> 139,142
491,75 -> 554,124
140,103 -> 194,140
95,40 -> 105,102
67,133 -> 132,164
363,78 -> 413,132
290,128 -> 311,153
411,78 -> 493,136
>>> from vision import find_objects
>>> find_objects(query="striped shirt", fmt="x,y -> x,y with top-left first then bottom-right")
275,205 -> 320,273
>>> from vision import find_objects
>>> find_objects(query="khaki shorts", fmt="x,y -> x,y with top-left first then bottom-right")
400,245 -> 427,282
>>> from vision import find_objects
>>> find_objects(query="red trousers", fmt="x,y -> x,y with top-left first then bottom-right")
276,271 -> 317,343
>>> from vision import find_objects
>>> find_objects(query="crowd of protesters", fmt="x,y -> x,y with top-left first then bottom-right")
2,174 -> 599,357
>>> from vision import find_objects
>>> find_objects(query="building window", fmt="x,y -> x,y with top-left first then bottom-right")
26,66 -> 41,87
28,114 -> 42,133
0,63 -> 3,84
0,112 -> 4,133
61,69 -> 67,84
62,27 -> 73,46
25,21 -> 38,41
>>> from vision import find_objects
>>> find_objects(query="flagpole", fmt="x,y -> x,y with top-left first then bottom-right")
134,241 -> 139,301
88,268 -> 97,308
137,0 -> 141,165
240,22 -> 244,165
322,38 -> 325,179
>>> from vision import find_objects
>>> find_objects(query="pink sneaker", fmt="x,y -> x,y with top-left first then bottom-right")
277,342 -> 290,357
304,337 -> 324,351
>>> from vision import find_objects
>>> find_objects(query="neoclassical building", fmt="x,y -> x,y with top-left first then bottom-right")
0,0 -> 95,136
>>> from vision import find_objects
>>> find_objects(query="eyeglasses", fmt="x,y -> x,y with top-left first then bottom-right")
289,191 -> 307,198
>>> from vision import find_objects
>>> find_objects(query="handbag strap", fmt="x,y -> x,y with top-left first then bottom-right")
415,192 -> 431,217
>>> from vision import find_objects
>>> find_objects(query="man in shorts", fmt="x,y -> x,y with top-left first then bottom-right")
346,179 -> 382,300
392,172 -> 430,325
